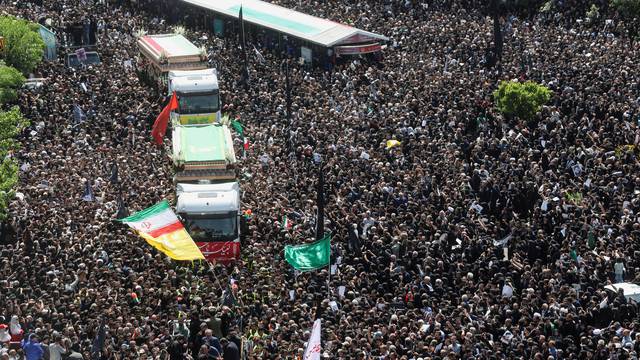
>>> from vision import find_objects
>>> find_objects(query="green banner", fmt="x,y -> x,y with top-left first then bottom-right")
284,234 -> 330,271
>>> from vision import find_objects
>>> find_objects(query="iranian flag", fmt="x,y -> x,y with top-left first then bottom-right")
118,200 -> 204,260
281,215 -> 292,230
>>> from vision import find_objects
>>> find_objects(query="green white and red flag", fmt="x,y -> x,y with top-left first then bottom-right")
118,200 -> 204,260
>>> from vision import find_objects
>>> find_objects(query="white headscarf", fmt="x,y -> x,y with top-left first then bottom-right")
9,316 -> 21,336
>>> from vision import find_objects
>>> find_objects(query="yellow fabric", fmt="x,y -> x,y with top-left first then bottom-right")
178,113 -> 218,125
386,140 -> 401,149
138,228 -> 205,260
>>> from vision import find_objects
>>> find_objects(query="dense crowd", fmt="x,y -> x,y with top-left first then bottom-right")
1,0 -> 639,359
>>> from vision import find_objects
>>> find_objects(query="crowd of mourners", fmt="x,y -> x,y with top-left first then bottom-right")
0,0 -> 639,358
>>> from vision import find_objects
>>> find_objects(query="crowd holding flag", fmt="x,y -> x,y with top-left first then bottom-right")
118,200 -> 204,260
151,91 -> 178,145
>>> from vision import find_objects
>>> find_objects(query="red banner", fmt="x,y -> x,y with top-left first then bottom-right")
335,43 -> 382,56
196,241 -> 241,264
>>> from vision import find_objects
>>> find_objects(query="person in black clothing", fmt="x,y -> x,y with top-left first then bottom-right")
168,334 -> 187,360
220,338 -> 240,360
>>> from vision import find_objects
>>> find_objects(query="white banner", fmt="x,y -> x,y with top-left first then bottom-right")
303,319 -> 321,360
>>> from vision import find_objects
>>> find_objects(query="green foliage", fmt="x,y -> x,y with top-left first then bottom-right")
493,80 -> 552,121
0,64 -> 25,104
0,16 -> 45,74
586,4 -> 600,21
0,106 -> 28,221
540,0 -> 554,12
0,156 -> 18,221
611,0 -> 640,18
0,106 -> 28,153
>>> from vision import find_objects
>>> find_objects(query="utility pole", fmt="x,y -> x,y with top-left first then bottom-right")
283,58 -> 293,154
490,0 -> 504,61
315,163 -> 325,241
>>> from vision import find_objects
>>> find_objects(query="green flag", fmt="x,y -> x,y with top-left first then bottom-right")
231,119 -> 244,137
588,231 -> 596,250
565,191 -> 583,205
284,234 -> 330,271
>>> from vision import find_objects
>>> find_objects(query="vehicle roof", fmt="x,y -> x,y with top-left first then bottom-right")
169,69 -> 218,92
182,0 -> 388,47
173,124 -> 235,164
169,68 -> 218,78
604,283 -> 640,295
176,182 -> 240,213
138,34 -> 202,63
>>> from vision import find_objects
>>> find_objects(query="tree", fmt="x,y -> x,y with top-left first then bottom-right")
493,80 -> 552,121
0,106 -> 29,221
0,63 -> 25,104
586,4 -> 600,23
611,0 -> 640,18
0,16 -> 44,74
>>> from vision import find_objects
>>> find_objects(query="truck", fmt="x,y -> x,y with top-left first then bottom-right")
173,124 -> 242,263
140,33 -> 241,263
168,69 -> 222,125
137,33 -> 208,83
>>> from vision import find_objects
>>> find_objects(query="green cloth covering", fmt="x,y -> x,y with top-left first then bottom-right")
284,234 -> 330,271
179,125 -> 226,162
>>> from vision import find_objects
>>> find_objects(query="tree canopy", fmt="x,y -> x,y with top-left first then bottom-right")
0,63 -> 25,104
611,0 -> 640,18
493,80 -> 552,121
0,16 -> 44,74
0,106 -> 28,221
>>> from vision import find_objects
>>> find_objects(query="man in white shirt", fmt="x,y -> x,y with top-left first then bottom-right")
47,335 -> 67,360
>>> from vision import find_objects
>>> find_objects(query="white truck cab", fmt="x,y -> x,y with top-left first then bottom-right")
176,182 -> 241,259
169,69 -> 221,125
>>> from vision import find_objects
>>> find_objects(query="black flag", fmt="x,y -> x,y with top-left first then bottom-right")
109,163 -> 119,184
284,59 -> 293,153
115,195 -> 129,219
315,165 -> 325,240
239,5 -> 249,89
490,0 -> 503,61
91,317 -> 106,358
285,59 -> 292,123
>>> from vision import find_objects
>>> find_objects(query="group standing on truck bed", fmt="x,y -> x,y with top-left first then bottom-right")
1,0 -> 640,359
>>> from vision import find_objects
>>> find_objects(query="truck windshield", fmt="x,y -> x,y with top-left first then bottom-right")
66,52 -> 101,68
181,212 -> 237,242
177,91 -> 219,115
